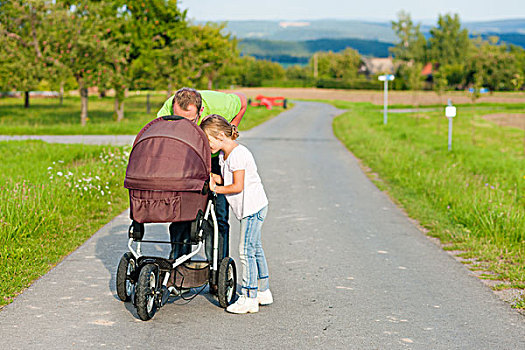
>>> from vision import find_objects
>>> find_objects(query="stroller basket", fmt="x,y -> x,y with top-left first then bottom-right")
171,261 -> 210,289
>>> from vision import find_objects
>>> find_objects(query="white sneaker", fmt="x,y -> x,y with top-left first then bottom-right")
226,295 -> 259,314
257,289 -> 273,306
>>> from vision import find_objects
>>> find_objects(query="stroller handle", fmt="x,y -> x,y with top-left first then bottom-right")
162,115 -> 185,121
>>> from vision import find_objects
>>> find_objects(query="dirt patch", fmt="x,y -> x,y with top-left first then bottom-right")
481,113 -> 525,130
226,87 -> 525,106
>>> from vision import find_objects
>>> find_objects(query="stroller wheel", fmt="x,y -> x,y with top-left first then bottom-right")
136,264 -> 159,321
218,257 -> 237,308
116,252 -> 135,302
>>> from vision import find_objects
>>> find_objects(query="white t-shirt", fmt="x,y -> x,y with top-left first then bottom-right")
219,144 -> 268,220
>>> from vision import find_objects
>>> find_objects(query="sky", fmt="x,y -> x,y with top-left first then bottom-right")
179,0 -> 524,23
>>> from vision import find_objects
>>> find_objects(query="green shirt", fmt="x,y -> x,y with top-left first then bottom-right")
157,90 -> 241,124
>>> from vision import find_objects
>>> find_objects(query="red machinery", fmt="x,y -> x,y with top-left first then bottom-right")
248,95 -> 288,110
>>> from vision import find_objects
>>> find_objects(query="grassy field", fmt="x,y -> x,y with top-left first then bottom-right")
331,101 -> 524,307
0,94 -> 286,134
0,95 -> 285,307
0,141 -> 129,306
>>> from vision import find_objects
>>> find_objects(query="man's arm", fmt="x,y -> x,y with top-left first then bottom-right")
230,92 -> 247,127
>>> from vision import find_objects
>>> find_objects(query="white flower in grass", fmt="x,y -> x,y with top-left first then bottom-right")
95,176 -> 100,180
68,172 -> 73,176
58,160 -> 64,163
107,201 -> 111,205
84,186 -> 88,191
47,166 -> 53,170
101,190 -> 104,196
57,172 -> 63,176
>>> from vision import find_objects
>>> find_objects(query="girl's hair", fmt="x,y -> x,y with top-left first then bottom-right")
200,114 -> 239,140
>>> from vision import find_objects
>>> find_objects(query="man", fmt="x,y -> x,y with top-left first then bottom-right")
157,88 -> 247,271
157,88 -> 246,127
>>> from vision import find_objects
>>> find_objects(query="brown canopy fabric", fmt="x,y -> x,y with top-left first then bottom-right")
125,117 -> 211,191
124,117 -> 211,223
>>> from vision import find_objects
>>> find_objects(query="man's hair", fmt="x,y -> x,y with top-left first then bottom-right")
172,87 -> 202,113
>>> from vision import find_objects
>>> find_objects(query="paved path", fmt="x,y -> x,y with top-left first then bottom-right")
1,102 -> 523,349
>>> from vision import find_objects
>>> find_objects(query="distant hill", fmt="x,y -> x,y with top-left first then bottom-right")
240,38 -> 393,65
221,19 -> 397,42
218,18 -> 525,66
463,19 -> 525,34
218,18 -> 525,43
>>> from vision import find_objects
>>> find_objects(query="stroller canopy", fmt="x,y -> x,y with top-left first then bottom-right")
124,116 -> 211,192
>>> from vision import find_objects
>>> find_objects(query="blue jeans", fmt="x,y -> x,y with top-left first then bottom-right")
239,206 -> 269,298
171,201 -> 229,262
215,193 -> 229,259
169,221 -> 191,260
212,156 -> 230,261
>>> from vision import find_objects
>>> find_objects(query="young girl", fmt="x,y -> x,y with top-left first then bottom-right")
200,114 -> 272,314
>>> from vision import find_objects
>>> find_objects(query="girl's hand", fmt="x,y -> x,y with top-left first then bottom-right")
211,173 -> 223,184
209,174 -> 217,192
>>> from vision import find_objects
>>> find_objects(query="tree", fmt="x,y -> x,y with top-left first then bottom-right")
0,0 -> 52,108
509,45 -> 525,91
112,0 -> 189,116
437,64 -> 465,90
390,11 -> 427,63
432,68 -> 448,134
186,23 -> 238,90
428,14 -> 470,66
312,48 -> 361,81
464,37 -> 524,91
406,62 -> 424,116
286,65 -> 311,81
124,0 -> 189,97
233,56 -> 285,87
42,1 -> 111,126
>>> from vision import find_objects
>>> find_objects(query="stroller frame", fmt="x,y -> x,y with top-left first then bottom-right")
127,197 -> 218,284
117,195 -> 237,321
116,116 -> 237,321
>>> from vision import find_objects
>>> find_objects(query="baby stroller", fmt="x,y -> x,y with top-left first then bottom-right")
116,115 -> 237,321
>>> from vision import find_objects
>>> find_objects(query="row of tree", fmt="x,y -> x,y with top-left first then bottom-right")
217,13 -> 525,93
390,12 -> 525,93
2,3 -> 524,125
0,0 -> 237,124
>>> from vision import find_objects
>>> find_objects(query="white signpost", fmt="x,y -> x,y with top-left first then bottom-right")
378,74 -> 395,125
445,100 -> 457,151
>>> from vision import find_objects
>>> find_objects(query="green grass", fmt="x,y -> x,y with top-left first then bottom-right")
0,141 -> 129,306
330,101 -> 524,305
0,94 -> 286,134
